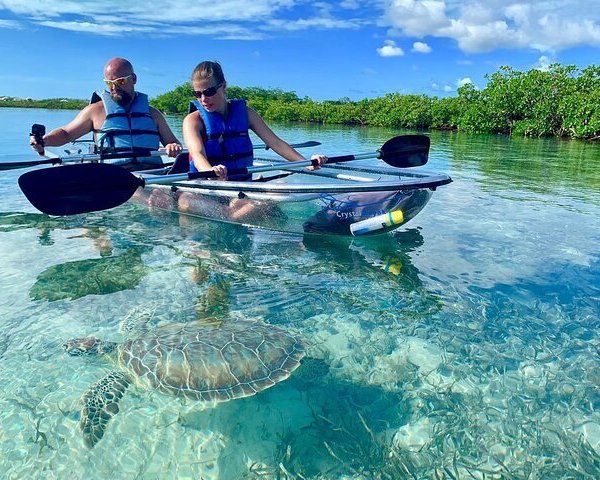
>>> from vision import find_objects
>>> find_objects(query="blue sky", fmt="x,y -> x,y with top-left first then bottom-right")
0,1 -> 599,102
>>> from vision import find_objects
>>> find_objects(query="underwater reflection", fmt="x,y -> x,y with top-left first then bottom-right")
61,226 -> 115,257
293,228 -> 444,326
30,247 -> 149,301
177,215 -> 255,319
0,211 -> 69,246
302,227 -> 425,287
0,212 -> 119,253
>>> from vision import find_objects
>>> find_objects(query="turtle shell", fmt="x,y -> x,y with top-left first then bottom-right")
117,319 -> 305,402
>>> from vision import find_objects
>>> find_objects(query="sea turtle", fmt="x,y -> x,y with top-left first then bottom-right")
63,318 -> 305,448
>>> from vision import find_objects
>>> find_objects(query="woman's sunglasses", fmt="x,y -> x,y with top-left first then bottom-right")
192,83 -> 223,98
104,74 -> 134,88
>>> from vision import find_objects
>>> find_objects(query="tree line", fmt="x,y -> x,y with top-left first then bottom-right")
3,64 -> 599,139
0,97 -> 87,110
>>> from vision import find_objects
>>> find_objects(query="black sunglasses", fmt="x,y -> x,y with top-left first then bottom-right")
192,83 -> 223,98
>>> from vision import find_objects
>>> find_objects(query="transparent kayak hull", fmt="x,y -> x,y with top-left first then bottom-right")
133,164 -> 452,237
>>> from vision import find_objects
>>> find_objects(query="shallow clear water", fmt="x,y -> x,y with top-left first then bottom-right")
0,107 -> 599,479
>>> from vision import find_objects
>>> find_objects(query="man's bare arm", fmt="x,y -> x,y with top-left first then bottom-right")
30,104 -> 99,154
150,107 -> 182,157
150,107 -> 180,145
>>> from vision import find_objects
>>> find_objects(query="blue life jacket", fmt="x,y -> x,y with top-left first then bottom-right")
189,99 -> 253,180
91,91 -> 161,170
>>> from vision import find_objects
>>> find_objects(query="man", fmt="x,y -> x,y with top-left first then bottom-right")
29,57 -> 181,170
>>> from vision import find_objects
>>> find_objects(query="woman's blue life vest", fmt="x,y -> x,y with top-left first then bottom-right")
188,99 -> 254,181
91,91 -> 162,170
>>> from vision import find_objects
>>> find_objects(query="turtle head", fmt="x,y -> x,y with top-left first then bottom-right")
63,337 -> 116,356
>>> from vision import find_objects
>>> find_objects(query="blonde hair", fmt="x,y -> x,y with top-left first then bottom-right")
191,61 -> 225,84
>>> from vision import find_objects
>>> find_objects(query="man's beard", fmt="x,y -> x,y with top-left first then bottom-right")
111,90 -> 133,107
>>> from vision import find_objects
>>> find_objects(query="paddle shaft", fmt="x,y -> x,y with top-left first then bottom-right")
0,150 -> 168,171
63,139 -> 322,151
154,137 -> 429,185
254,158 -> 375,183
1,141 -> 322,171
138,151 -> 382,187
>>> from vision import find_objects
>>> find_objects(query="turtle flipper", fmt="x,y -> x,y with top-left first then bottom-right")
80,371 -> 131,448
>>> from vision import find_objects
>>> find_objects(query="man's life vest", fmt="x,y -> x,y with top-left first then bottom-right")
91,91 -> 161,170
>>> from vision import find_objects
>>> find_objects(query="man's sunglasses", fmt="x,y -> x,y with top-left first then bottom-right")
192,83 -> 223,98
104,74 -> 134,88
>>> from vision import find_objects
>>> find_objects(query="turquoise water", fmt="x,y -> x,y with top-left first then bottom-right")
0,107 -> 599,478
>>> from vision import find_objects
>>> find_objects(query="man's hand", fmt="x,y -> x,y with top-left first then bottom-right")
163,143 -> 182,158
29,124 -> 46,155
29,135 -> 45,155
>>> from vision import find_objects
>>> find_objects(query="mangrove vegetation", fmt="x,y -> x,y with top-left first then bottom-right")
0,97 -> 86,110
2,64 -> 599,140
152,64 -> 600,140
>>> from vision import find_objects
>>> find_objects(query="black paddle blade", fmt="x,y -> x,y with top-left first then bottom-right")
18,163 -> 143,216
380,135 -> 430,167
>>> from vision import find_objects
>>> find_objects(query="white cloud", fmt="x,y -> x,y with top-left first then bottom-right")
387,0 -> 449,37
431,77 -> 471,93
3,0 -> 600,57
38,20 -> 155,35
0,0 -> 365,36
432,82 -> 457,92
535,55 -> 554,71
377,39 -> 405,57
267,17 -> 364,31
384,0 -> 600,53
34,18 -> 264,39
0,0 -> 284,22
504,4 -> 531,27
0,19 -> 21,28
412,41 -> 431,53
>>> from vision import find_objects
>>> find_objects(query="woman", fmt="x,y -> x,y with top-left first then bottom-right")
177,60 -> 327,220
183,60 -> 326,179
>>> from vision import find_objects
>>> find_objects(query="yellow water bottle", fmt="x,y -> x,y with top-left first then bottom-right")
350,209 -> 404,236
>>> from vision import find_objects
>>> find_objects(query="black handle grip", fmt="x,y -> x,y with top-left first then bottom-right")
30,124 -> 46,147
188,167 -> 251,180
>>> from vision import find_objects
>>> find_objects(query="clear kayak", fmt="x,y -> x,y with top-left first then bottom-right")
132,162 -> 452,236
16,135 -> 452,236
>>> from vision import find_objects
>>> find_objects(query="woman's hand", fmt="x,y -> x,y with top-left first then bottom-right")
309,154 -> 328,170
212,164 -> 227,180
